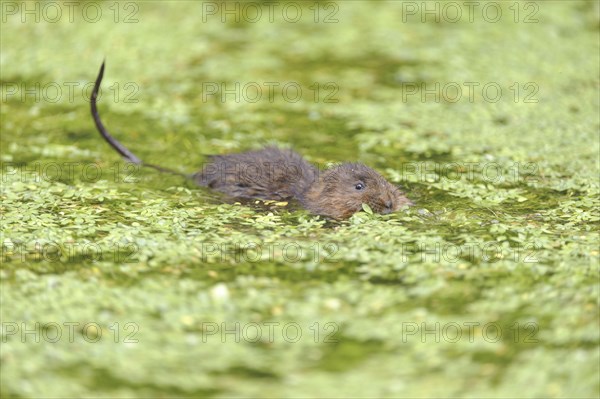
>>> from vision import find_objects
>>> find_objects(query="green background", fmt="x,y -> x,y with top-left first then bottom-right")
1,1 -> 599,397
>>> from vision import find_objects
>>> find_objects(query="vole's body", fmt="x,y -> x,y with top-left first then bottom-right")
194,146 -> 318,201
91,62 -> 412,219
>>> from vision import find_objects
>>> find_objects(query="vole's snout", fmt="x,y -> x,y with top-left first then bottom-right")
381,199 -> 394,214
377,197 -> 395,214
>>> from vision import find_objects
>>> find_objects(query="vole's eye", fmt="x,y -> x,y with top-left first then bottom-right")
355,182 -> 365,191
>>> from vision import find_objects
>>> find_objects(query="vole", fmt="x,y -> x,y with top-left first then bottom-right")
91,62 -> 412,219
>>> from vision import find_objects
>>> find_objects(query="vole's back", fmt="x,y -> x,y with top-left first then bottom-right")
193,147 -> 318,201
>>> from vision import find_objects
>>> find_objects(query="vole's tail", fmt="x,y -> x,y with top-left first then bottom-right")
91,61 -> 188,177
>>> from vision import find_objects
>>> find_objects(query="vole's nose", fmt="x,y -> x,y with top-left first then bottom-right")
380,199 -> 393,214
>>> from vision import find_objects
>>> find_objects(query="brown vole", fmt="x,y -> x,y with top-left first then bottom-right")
91,62 -> 412,219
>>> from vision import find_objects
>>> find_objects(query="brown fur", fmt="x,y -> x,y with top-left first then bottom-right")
193,148 -> 412,219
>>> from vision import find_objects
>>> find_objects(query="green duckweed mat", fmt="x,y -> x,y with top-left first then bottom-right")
1,1 -> 599,398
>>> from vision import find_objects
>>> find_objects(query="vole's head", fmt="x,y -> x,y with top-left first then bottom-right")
301,163 -> 413,219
